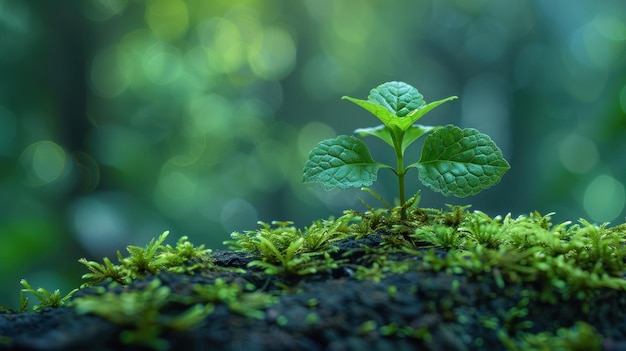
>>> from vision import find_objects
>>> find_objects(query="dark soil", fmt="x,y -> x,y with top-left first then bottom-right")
2,235 -> 626,351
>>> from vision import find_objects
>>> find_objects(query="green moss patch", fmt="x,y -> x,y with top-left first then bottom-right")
1,206 -> 625,351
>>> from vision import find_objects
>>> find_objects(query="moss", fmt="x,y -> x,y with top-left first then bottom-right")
225,215 -> 354,276
78,232 -> 214,287
500,321 -> 603,351
4,205 -> 626,350
71,277 -> 275,350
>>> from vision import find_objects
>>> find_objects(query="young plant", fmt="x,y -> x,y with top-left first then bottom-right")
303,81 -> 510,219
79,231 -> 214,287
19,279 -> 78,312
225,217 -> 353,276
246,236 -> 341,276
79,256 -> 130,286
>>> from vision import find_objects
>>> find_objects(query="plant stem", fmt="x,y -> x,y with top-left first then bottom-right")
396,153 -> 406,220
391,130 -> 407,220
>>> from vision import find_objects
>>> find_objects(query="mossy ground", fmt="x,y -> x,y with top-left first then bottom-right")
2,206 -> 626,351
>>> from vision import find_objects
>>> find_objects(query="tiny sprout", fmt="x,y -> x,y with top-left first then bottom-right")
303,81 -> 510,219
19,279 -> 78,312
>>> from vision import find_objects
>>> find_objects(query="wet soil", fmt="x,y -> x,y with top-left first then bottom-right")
2,235 -> 626,351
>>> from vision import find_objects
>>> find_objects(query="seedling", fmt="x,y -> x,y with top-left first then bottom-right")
79,231 -> 213,287
225,216 -> 353,276
19,279 -> 78,312
303,81 -> 510,219
247,236 -> 316,275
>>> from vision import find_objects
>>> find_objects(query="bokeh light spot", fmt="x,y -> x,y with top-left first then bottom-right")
19,141 -> 66,186
157,169 -> 197,200
90,46 -> 129,98
114,29 -> 157,92
184,46 -> 219,89
558,134 -> 599,174
302,55 -> 361,100
72,151 -> 101,192
71,195 -> 127,256
235,99 -> 275,139
465,17 -> 508,63
568,22 -> 621,71
153,162 -> 199,218
82,0 -> 128,21
583,174 -> 625,223
582,23 -> 621,69
331,3 -> 374,44
199,18 -> 247,74
249,27 -> 296,80
220,198 -> 258,232
593,14 -> 626,41
91,125 -> 149,171
187,93 -> 233,136
143,42 -> 183,85
297,122 -> 335,158
145,0 -> 188,41
560,51 -> 608,102
219,152 -> 254,197
198,17 -> 238,56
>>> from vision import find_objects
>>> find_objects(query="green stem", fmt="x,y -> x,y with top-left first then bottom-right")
391,130 -> 407,220
397,153 -> 407,220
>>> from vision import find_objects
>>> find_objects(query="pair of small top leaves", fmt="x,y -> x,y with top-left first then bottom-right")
302,81 -> 510,198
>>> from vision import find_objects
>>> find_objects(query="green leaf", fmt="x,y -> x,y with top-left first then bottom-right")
400,96 -> 458,130
354,125 -> 394,148
400,124 -> 439,154
415,125 -> 510,197
343,81 -> 457,132
367,81 -> 425,117
303,135 -> 387,190
342,81 -> 425,129
342,97 -> 399,128
355,124 -> 439,154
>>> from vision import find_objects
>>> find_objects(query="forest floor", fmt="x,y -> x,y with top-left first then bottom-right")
2,231 -> 626,351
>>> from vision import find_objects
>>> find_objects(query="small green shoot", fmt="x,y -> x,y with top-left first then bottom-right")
501,321 -> 603,351
411,224 -> 461,250
152,235 -> 213,274
120,231 -> 170,276
19,279 -> 78,312
191,278 -> 277,319
246,237 -> 326,276
303,81 -> 510,219
79,231 -> 213,287
226,216 -> 354,276
227,214 -> 356,255
79,256 -> 130,286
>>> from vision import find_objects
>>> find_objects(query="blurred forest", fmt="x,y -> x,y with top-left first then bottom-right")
0,0 -> 625,306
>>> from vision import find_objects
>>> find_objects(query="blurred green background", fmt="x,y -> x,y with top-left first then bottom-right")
1,0 -> 625,307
